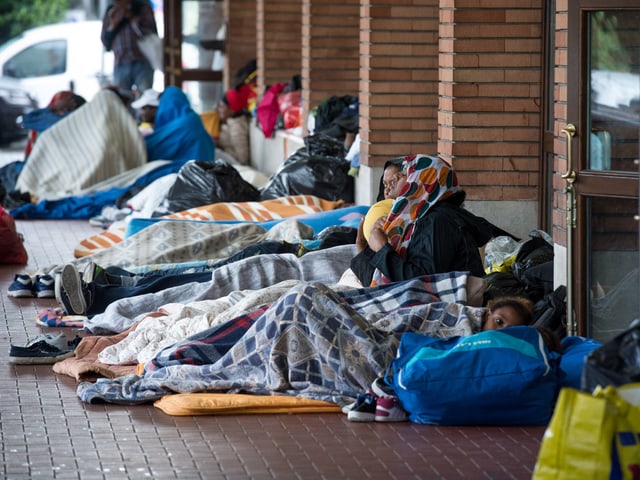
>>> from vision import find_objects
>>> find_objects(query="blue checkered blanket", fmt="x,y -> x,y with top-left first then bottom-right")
78,272 -> 482,406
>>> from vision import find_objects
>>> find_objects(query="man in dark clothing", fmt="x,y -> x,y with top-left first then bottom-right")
101,0 -> 158,93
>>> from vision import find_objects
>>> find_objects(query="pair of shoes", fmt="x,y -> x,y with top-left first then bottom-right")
7,274 -> 55,298
347,392 -> 408,422
57,264 -> 89,316
9,332 -> 79,364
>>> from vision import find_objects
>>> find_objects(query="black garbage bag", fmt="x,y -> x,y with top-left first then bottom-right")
482,271 -> 530,303
511,235 -> 554,302
581,319 -> 640,392
259,134 -> 354,203
532,285 -> 567,338
158,159 -> 260,215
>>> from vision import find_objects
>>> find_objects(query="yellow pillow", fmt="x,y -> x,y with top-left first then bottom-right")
363,199 -> 393,241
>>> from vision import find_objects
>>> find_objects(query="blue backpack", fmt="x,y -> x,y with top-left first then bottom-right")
391,326 -> 560,425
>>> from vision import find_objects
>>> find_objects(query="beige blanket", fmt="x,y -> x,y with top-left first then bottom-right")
16,89 -> 147,201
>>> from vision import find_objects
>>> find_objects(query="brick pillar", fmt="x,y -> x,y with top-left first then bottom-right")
359,0 -> 440,169
438,0 -> 543,202
256,0 -> 303,97
553,0 -> 569,248
301,0 -> 360,129
226,0 -> 257,91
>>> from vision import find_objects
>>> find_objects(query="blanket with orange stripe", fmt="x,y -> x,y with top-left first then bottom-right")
74,195 -> 343,258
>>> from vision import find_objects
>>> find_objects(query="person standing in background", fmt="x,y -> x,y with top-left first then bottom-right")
101,0 -> 157,94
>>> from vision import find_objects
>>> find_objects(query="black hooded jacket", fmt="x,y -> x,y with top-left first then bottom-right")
350,193 -> 516,286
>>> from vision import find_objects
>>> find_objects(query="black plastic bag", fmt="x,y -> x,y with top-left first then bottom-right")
533,285 -> 567,338
483,271 -> 530,303
581,319 -> 640,392
511,235 -> 554,301
159,160 -> 260,214
259,134 -> 354,203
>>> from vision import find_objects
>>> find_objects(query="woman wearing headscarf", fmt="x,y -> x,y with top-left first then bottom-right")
350,154 -> 515,287
144,86 -> 215,162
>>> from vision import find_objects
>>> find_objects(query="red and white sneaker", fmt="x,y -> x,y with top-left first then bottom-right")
375,396 -> 408,422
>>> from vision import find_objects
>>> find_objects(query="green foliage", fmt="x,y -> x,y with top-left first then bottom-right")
591,11 -> 630,72
0,0 -> 70,45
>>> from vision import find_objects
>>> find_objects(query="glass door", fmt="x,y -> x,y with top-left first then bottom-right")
164,0 -> 225,112
567,1 -> 640,342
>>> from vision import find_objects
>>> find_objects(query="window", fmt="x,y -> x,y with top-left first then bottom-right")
3,39 -> 67,78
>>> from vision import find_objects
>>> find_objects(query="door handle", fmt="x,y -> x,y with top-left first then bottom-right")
561,124 -> 577,184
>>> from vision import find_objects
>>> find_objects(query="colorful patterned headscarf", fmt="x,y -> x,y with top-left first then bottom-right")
371,154 -> 460,285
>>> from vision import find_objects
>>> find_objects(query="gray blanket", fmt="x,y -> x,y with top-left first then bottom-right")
85,244 -> 359,334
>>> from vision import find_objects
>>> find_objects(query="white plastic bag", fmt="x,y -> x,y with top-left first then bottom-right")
138,33 -> 163,71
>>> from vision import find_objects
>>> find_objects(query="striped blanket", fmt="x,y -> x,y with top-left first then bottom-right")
73,195 -> 344,257
15,89 -> 147,202
77,273 -> 481,406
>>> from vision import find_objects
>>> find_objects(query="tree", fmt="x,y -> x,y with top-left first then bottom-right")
0,0 -> 70,45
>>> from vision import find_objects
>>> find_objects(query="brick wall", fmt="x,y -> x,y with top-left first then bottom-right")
301,0 -> 360,126
226,0 -> 257,91
359,0 -> 440,168
438,1 -> 544,203
256,0 -> 303,95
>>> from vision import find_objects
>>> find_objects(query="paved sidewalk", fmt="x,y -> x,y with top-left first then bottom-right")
1,219 -> 546,479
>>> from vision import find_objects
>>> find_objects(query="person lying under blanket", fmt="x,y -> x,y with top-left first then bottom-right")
73,276 -> 559,408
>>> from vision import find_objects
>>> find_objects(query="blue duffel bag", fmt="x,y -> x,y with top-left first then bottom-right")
391,326 -> 560,425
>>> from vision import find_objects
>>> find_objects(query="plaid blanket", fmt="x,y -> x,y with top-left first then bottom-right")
77,272 -> 481,406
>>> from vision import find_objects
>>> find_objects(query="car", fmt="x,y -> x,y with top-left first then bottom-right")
0,77 -> 37,146
0,21 -> 114,107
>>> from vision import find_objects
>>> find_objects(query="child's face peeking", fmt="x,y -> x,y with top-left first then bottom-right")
482,305 -> 528,331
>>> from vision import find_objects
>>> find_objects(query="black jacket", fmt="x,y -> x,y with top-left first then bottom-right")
350,200 -> 515,286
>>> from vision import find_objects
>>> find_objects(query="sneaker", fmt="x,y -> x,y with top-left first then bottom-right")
82,261 -> 107,284
370,376 -> 396,398
342,401 -> 356,414
375,396 -> 409,423
9,333 -> 77,364
57,263 -> 88,316
33,274 -> 55,298
347,393 -> 377,422
8,274 -> 33,298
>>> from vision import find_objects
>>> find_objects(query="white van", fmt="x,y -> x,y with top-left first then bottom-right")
0,21 -> 114,107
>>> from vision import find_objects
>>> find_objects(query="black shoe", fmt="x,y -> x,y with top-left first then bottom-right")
58,264 -> 89,316
9,333 -> 77,364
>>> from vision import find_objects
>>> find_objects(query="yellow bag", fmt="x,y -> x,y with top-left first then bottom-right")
533,385 -> 640,480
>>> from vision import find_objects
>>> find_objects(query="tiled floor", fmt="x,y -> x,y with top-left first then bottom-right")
1,219 -> 547,479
